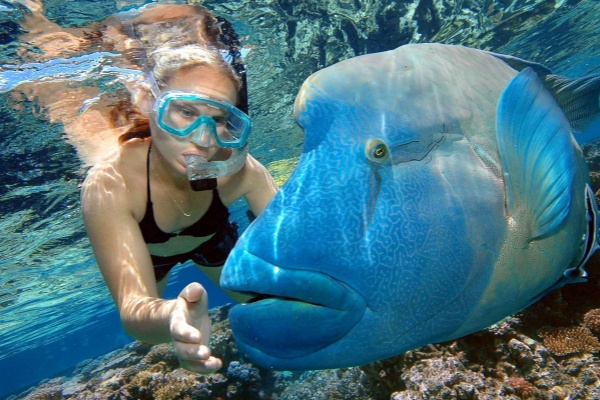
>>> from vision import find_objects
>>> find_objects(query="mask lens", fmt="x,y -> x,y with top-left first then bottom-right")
156,92 -> 251,147
163,99 -> 204,132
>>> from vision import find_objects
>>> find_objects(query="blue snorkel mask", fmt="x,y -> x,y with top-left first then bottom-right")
154,91 -> 250,146
153,90 -> 251,191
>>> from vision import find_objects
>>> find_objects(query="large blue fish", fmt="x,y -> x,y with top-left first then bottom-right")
221,44 -> 600,370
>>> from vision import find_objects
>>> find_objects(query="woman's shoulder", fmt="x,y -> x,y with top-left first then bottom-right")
117,138 -> 151,173
85,139 -> 148,180
81,139 -> 150,212
233,153 -> 270,179
218,153 -> 277,206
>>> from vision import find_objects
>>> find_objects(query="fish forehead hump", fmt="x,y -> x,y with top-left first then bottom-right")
295,44 -> 518,163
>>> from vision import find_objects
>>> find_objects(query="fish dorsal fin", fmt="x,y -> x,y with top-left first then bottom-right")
497,68 -> 577,240
487,51 -> 600,134
485,51 -> 554,76
544,73 -> 600,135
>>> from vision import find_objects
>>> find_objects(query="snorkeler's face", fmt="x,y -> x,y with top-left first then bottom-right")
150,66 -> 239,174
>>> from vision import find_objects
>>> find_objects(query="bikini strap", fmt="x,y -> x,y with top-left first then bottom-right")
146,142 -> 153,205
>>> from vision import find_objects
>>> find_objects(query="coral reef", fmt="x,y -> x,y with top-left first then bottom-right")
11,255 -> 600,400
537,327 -> 600,356
584,309 -> 600,333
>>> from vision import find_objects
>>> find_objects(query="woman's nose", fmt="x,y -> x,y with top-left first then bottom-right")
190,123 -> 217,147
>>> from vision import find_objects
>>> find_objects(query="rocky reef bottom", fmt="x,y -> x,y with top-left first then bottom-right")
10,252 -> 600,400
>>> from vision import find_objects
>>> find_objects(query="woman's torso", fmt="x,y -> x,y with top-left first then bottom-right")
116,139 -> 241,277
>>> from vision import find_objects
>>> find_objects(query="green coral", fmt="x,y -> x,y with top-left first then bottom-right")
267,157 -> 299,187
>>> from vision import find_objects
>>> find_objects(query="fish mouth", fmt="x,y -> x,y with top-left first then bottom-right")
221,249 -> 366,364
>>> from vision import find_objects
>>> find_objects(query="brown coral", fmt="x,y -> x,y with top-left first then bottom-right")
508,376 -> 536,398
153,377 -> 195,400
583,309 -> 600,333
537,326 -> 600,356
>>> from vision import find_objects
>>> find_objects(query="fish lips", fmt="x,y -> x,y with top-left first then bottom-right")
221,248 -> 366,365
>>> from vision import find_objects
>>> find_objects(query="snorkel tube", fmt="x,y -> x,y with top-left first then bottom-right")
185,144 -> 248,191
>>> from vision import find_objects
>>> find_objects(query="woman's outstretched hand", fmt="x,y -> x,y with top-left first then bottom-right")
169,282 -> 223,373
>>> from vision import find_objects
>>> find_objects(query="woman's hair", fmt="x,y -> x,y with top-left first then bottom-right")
112,4 -> 247,144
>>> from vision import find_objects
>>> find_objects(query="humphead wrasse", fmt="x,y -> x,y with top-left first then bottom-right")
221,44 -> 600,370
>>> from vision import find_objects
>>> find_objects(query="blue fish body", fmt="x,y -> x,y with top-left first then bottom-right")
221,44 -> 600,370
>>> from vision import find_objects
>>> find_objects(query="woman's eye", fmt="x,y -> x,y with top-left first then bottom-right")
178,107 -> 196,118
170,102 -> 198,119
213,116 -> 227,125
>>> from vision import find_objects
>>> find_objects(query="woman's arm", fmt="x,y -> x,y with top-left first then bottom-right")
81,163 -> 172,340
238,154 -> 279,215
81,162 -> 221,372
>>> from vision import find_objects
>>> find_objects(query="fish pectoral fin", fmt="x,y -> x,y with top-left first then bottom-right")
497,68 -> 577,240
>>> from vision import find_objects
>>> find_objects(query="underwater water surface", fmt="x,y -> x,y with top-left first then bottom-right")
1,0 -> 600,398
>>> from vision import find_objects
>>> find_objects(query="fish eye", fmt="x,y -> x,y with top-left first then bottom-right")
365,139 -> 390,164
373,145 -> 386,158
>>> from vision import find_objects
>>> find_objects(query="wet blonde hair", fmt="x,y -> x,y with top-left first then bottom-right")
148,44 -> 240,91
131,6 -> 241,90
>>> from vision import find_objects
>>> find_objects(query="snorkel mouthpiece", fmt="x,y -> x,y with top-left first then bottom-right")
186,155 -> 217,191
184,145 -> 248,191
190,178 -> 217,191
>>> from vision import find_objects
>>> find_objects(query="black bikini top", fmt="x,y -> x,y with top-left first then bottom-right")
139,144 -> 231,245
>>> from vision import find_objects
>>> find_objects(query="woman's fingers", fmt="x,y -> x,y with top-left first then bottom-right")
172,341 -> 211,361
170,318 -> 223,372
169,282 -> 207,342
169,305 -> 201,343
169,282 -> 223,373
179,282 -> 205,304
179,356 -> 223,374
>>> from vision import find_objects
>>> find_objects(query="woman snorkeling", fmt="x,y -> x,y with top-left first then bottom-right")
78,3 -> 278,373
